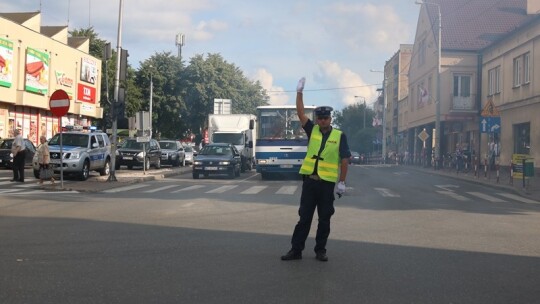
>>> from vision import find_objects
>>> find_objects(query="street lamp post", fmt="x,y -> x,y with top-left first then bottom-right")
370,69 -> 387,163
354,96 -> 366,129
149,65 -> 153,138
416,0 -> 441,169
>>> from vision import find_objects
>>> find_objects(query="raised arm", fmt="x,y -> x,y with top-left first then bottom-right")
296,77 -> 309,126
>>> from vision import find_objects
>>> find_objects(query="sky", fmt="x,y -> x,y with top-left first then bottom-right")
1,0 -> 420,111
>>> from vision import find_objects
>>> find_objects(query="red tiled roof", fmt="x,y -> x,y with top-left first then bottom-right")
424,0 -> 538,51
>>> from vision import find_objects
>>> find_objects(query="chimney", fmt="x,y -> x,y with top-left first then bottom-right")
528,0 -> 540,15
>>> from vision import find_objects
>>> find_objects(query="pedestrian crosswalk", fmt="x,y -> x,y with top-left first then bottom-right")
0,177 -> 539,204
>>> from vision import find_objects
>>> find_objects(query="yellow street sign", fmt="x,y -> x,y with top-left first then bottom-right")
481,98 -> 500,117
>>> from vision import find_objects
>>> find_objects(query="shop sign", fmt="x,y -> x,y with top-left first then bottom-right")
77,83 -> 96,104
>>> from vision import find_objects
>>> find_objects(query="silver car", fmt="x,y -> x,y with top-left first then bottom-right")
33,131 -> 112,181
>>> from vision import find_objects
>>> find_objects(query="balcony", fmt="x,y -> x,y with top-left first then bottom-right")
450,95 -> 476,112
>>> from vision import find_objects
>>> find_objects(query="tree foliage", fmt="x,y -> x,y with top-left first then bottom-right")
333,102 -> 378,154
71,30 -> 269,140
182,53 -> 268,137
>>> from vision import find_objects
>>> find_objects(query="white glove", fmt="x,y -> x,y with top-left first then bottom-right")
336,181 -> 346,197
296,77 -> 306,93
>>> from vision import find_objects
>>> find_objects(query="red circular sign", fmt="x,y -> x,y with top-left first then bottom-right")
49,89 -> 70,117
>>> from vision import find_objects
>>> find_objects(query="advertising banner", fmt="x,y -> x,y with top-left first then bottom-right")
80,57 -> 97,84
0,38 -> 14,88
77,83 -> 96,103
25,47 -> 49,94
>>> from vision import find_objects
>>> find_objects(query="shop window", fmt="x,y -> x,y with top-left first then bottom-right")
514,122 -> 530,155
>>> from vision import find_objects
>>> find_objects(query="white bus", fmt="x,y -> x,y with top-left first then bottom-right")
255,105 -> 316,179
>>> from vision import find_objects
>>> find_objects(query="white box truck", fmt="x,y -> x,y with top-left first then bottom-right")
208,114 -> 257,172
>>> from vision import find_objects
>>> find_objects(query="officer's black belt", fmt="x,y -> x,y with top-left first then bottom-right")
308,174 -> 321,181
311,155 -> 324,161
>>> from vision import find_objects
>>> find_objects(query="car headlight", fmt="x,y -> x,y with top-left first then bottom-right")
219,161 -> 230,165
193,161 -> 202,165
258,159 -> 267,164
69,152 -> 80,159
115,150 -> 120,156
137,152 -> 144,158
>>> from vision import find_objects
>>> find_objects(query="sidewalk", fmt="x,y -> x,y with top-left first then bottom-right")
39,166 -> 192,193
407,164 -> 540,203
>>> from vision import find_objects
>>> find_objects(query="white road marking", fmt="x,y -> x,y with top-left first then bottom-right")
240,186 -> 267,194
102,184 -> 151,193
143,185 -> 179,193
276,186 -> 297,195
497,193 -> 540,205
437,190 -> 470,201
467,192 -> 507,203
374,188 -> 400,197
206,185 -> 238,193
435,185 -> 460,192
171,185 -> 206,193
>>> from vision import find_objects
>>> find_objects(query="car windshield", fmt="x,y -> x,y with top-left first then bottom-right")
159,142 -> 176,149
200,145 -> 232,156
49,134 -> 88,147
121,140 -> 144,149
0,139 -> 13,149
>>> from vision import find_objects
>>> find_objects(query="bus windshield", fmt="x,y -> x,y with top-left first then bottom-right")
257,107 -> 314,140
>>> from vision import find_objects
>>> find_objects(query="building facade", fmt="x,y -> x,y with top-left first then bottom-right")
394,0 -> 540,170
0,12 -> 103,145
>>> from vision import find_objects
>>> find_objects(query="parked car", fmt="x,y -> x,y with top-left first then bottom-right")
192,143 -> 241,179
0,138 -> 36,169
349,151 -> 361,164
32,131 -> 112,180
115,138 -> 161,170
159,140 -> 185,167
183,144 -> 195,165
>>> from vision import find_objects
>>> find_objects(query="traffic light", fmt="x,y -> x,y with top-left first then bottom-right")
119,49 -> 128,81
114,87 -> 126,119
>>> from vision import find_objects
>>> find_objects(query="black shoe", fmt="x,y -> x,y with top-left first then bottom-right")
281,250 -> 302,261
10,179 -> 16,182
315,251 -> 328,262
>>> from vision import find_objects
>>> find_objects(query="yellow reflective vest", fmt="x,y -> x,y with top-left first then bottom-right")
299,125 -> 342,182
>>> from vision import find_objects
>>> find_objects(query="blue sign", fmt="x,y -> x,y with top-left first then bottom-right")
480,116 -> 501,133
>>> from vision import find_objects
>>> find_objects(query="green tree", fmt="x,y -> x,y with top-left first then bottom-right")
182,53 -> 269,139
333,102 -> 376,154
137,52 -> 185,139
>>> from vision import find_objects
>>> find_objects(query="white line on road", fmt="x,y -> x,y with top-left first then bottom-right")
276,186 -> 297,195
206,185 -> 238,193
497,193 -> 540,205
437,190 -> 470,201
467,192 -> 507,203
240,186 -> 267,194
103,184 -> 151,193
143,185 -> 180,193
171,185 -> 205,193
374,188 -> 400,197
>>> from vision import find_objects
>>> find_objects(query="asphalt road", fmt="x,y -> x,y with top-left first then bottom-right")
1,165 -> 539,303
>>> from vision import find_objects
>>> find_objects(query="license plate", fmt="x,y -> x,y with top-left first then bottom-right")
50,159 -> 61,164
205,166 -> 218,170
280,164 -> 293,168
123,156 -> 133,160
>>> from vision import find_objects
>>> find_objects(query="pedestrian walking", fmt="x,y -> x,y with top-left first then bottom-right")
36,135 -> 54,184
11,128 -> 26,182
281,77 -> 351,262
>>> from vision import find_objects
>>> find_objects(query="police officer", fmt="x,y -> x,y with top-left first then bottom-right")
281,77 -> 351,262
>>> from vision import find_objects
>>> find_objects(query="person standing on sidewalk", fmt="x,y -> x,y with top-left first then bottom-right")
281,77 -> 351,262
11,129 -> 26,182
36,135 -> 54,184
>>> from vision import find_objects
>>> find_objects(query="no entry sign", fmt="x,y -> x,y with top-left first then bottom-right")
49,89 -> 70,117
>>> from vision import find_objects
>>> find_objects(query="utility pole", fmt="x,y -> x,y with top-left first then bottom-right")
108,0 -> 124,182
354,96 -> 367,129
175,33 -> 185,58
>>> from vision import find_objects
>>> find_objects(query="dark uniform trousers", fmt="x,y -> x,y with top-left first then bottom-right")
291,177 -> 335,253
